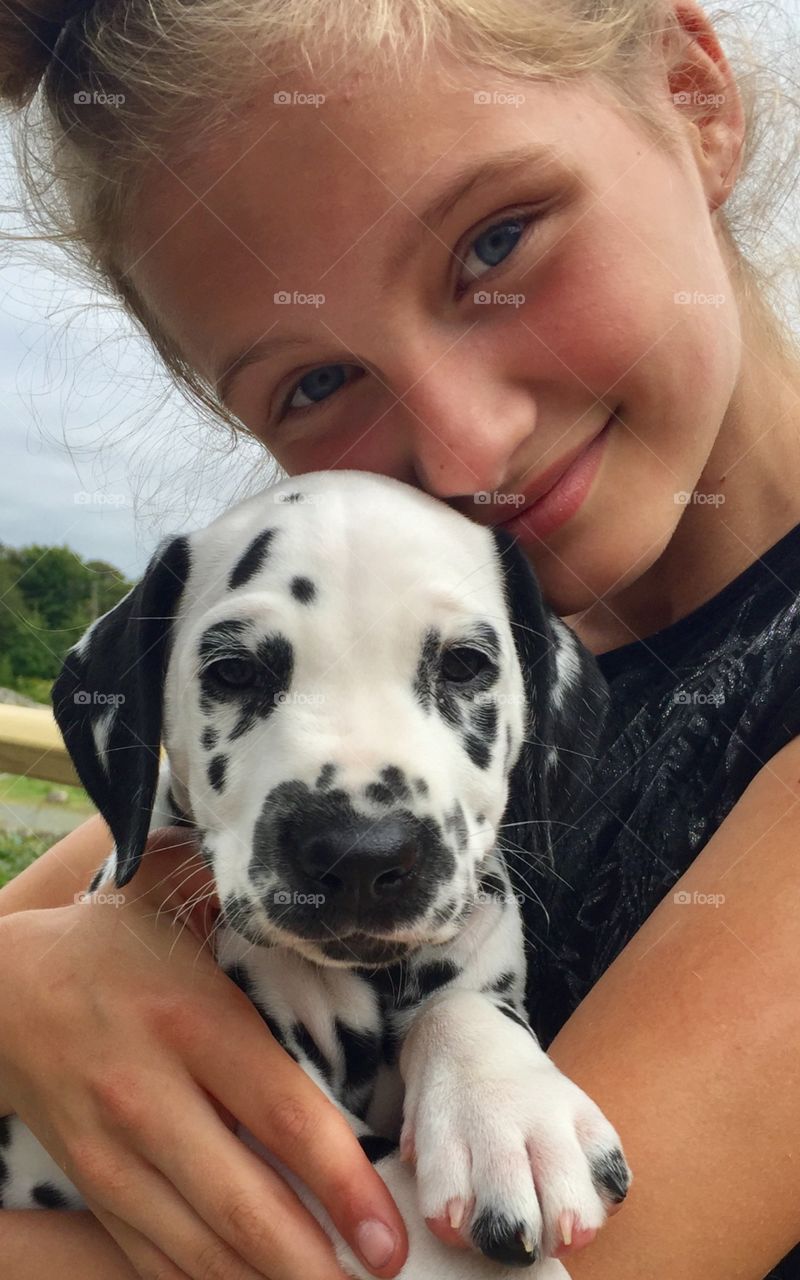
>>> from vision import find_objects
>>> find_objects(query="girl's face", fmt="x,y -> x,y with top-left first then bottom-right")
128,51 -> 742,616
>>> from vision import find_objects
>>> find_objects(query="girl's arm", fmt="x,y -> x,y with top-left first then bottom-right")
549,734 -> 800,1279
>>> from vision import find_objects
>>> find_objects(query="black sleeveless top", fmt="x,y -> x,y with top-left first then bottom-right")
522,521 -> 800,1280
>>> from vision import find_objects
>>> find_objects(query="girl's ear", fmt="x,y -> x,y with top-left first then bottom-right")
490,527 -> 611,860
664,2 -> 746,212
52,535 -> 191,887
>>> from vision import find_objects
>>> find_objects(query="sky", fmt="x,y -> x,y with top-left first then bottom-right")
2,1 -> 799,579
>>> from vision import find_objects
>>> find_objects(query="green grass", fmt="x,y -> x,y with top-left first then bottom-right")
0,773 -> 91,812
0,830 -> 50,888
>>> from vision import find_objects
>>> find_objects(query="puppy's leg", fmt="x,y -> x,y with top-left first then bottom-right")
399,989 -> 631,1266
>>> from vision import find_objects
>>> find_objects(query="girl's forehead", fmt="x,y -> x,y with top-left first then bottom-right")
123,62 -> 657,384
127,62 -> 629,275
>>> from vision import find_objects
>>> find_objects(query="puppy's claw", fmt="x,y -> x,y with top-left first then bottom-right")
448,1198 -> 468,1231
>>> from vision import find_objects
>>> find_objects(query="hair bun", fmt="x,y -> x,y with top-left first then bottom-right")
0,0 -> 93,108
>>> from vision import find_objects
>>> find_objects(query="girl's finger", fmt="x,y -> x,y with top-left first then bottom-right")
174,989 -> 408,1277
85,1196 -> 191,1280
84,1155 -> 285,1280
109,1070 -> 354,1280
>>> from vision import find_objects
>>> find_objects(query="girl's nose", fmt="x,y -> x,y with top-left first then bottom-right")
396,359 -> 535,501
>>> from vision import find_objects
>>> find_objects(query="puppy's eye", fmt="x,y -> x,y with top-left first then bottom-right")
440,646 -> 492,684
209,656 -> 258,688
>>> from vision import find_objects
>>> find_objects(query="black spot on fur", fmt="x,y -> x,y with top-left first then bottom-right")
590,1148 -> 631,1204
32,1182 -> 70,1208
290,576 -> 316,603
478,870 -> 508,901
464,731 -> 491,769
472,1208 -> 539,1266
476,811 -> 486,823
224,964 -> 284,1042
491,970 -> 516,994
444,801 -> 468,851
316,762 -> 336,789
497,1001 -> 536,1038
413,777 -> 429,796
380,766 -> 410,800
198,619 -> 249,672
283,492 -> 304,503
358,1134 -> 398,1163
365,782 -> 394,805
0,1116 -> 10,1148
470,697 -> 498,744
471,621 -> 501,659
228,529 -> 277,590
292,1022 -> 333,1085
230,635 -> 294,740
381,1022 -> 402,1066
201,726 -> 218,751
167,787 -> 193,826
415,959 -> 459,1000
87,864 -> 105,893
207,755 -> 227,792
413,628 -> 440,712
337,1020 -> 382,1091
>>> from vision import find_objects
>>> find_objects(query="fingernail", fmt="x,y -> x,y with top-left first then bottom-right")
356,1219 -> 397,1270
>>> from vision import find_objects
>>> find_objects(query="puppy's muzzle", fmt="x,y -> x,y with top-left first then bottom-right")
252,783 -> 454,940
297,813 -> 418,911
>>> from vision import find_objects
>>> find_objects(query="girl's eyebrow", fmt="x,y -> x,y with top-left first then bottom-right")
381,142 -> 562,286
217,332 -> 311,406
215,144 -> 560,406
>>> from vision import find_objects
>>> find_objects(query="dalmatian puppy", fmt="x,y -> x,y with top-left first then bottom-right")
0,471 -> 630,1278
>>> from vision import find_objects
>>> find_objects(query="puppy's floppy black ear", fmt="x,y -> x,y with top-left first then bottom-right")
52,536 -> 191,888
490,528 -> 611,855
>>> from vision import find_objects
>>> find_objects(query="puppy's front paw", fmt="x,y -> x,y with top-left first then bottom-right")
400,991 -> 631,1267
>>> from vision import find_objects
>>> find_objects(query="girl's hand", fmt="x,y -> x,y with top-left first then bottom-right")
0,829 -> 408,1280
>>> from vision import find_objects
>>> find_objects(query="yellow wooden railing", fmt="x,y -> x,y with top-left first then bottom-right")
0,704 -> 79,786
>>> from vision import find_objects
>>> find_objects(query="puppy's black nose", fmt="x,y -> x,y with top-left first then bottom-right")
298,814 -> 418,908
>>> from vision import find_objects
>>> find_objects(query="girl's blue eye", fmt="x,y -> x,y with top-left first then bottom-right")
459,215 -> 530,285
285,363 -> 349,413
278,212 -> 535,421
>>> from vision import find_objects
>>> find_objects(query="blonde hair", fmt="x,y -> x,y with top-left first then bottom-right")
1,0 -> 798,438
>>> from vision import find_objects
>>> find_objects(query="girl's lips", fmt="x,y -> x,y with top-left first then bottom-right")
499,415 -> 613,542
